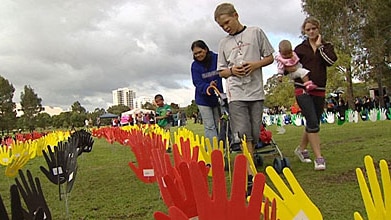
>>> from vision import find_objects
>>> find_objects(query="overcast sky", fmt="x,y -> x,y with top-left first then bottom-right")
0,0 -> 306,112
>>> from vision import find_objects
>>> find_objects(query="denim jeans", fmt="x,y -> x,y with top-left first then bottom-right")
198,105 -> 220,144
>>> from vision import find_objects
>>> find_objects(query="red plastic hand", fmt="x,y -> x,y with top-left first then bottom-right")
154,206 -> 189,220
172,137 -> 199,167
151,148 -> 182,207
189,150 -> 267,220
128,130 -> 166,183
153,159 -> 209,219
161,162 -> 198,218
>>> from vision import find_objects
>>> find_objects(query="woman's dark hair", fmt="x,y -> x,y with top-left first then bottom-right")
191,40 -> 212,70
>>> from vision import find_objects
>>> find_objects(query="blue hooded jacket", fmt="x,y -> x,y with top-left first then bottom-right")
191,51 -> 223,107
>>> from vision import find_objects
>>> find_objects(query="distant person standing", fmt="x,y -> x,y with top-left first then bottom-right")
85,119 -> 89,129
191,40 -> 223,144
154,94 -> 172,131
96,117 -> 101,128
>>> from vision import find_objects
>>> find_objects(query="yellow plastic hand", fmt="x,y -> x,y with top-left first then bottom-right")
264,166 -> 323,219
354,155 -> 391,220
11,141 -> 30,159
0,145 -> 13,166
199,136 -> 223,169
354,212 -> 364,220
241,138 -> 257,175
5,153 -> 30,177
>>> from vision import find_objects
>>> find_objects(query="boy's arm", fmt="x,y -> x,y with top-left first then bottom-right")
219,68 -> 233,78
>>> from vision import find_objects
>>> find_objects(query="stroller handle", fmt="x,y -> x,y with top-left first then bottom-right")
206,85 -> 221,96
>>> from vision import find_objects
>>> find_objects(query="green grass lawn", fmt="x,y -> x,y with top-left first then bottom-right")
0,120 -> 390,219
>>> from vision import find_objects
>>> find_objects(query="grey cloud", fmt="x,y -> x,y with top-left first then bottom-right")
0,0 -> 305,111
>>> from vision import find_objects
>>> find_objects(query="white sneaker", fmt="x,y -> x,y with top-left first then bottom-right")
294,146 -> 312,163
314,157 -> 326,171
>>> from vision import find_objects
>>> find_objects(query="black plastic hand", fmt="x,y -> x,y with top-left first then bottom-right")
65,140 -> 79,193
0,191 -> 10,220
79,130 -> 94,154
70,130 -> 94,156
40,145 -> 66,185
10,184 -> 26,220
15,169 -> 52,220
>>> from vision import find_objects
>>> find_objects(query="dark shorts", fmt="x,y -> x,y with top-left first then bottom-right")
296,94 -> 325,133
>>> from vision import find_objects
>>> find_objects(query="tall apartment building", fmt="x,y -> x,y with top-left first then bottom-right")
134,96 -> 153,109
112,88 -> 136,109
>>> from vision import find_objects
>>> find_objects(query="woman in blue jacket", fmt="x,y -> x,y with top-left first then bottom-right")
191,40 -> 223,144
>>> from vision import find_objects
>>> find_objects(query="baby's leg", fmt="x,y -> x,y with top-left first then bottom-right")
302,73 -> 318,91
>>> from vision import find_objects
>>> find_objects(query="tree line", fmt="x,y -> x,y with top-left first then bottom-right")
0,74 -> 190,134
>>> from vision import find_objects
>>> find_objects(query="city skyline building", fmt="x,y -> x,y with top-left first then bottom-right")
134,96 -> 153,109
112,88 -> 136,109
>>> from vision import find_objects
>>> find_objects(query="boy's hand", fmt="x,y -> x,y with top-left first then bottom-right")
232,65 -> 247,76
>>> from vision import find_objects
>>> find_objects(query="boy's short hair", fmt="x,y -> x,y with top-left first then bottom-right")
214,3 -> 237,21
154,94 -> 164,100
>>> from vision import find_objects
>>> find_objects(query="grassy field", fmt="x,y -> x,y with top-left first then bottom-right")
0,120 -> 390,219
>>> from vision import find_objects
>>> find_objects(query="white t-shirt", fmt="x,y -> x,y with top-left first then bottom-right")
217,26 -> 275,102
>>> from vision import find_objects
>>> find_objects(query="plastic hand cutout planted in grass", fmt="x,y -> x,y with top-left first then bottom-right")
69,129 -> 94,156
154,162 -> 200,219
378,108 -> 387,121
172,138 -> 199,166
5,153 -> 29,177
40,141 -> 79,195
191,151 -> 272,219
264,166 -> 323,220
40,145 -> 67,184
292,114 -> 303,126
128,131 -> 167,183
155,150 -> 275,220
368,109 -> 378,122
325,112 -> 335,124
354,156 -> 391,220
0,145 -> 12,166
15,169 -> 52,220
240,136 -> 322,219
0,184 -> 27,220
151,148 -> 182,207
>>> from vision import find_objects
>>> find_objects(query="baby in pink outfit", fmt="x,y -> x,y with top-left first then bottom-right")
275,40 -> 317,90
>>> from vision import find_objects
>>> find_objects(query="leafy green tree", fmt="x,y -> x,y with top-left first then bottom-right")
71,101 -> 86,114
360,0 -> 391,107
89,108 -> 105,126
20,85 -> 43,132
0,76 -> 17,134
264,75 -> 295,109
185,100 -> 198,118
170,103 -> 179,111
70,112 -> 86,128
106,104 -> 130,116
69,101 -> 88,128
36,112 -> 52,130
52,112 -> 72,129
142,102 -> 155,110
